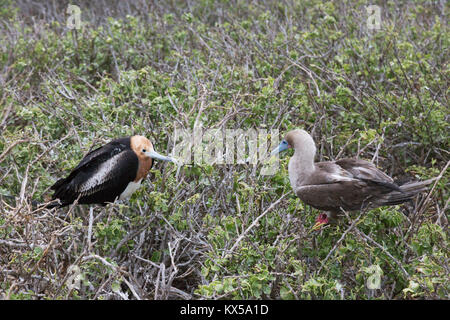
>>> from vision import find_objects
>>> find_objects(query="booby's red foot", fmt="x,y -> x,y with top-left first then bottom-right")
311,213 -> 329,232
316,213 -> 329,225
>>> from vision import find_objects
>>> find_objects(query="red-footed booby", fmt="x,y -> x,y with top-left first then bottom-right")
271,129 -> 434,226
50,135 -> 175,207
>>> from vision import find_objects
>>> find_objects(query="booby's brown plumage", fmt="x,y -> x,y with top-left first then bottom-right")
50,135 -> 175,207
272,129 -> 435,224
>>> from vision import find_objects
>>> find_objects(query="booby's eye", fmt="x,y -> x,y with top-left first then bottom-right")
282,140 -> 287,145
142,149 -> 146,153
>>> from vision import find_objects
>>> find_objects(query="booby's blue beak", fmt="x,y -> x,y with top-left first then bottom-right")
271,140 -> 289,156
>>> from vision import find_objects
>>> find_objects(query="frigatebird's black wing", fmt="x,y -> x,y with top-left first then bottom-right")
72,137 -> 131,172
51,138 -> 130,191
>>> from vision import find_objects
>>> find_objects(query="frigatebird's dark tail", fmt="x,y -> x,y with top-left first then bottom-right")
0,194 -> 61,209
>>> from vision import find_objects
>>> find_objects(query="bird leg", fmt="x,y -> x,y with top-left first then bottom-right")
316,213 -> 329,224
311,211 -> 341,231
311,212 -> 329,231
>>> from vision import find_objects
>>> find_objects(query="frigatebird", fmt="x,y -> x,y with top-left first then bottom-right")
49,135 -> 175,208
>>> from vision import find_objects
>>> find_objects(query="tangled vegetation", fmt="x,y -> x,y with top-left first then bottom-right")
0,0 -> 448,300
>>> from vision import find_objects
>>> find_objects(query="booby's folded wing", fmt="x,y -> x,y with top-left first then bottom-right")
296,159 -> 402,212
295,180 -> 372,212
334,158 -> 401,192
335,158 -> 393,182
